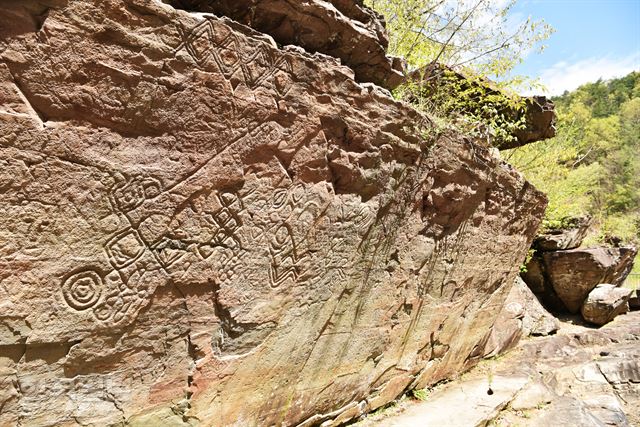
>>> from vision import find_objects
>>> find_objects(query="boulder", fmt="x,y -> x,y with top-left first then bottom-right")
0,1 -> 547,425
521,254 -> 546,293
516,278 -> 560,336
581,284 -> 632,326
510,96 -> 557,148
483,277 -> 558,358
533,216 -> 591,251
542,247 -> 637,313
164,0 -> 405,89
482,286 -> 525,358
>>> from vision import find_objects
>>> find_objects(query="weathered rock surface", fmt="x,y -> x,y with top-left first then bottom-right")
164,0 -> 405,89
518,279 -> 560,336
483,277 -> 559,358
510,96 -> 557,149
581,284 -> 632,326
0,0 -> 546,425
521,254 -> 546,293
533,216 -> 591,252
542,247 -> 637,313
357,311 -> 640,427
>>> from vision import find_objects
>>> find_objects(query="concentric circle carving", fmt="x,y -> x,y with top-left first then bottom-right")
61,270 -> 103,311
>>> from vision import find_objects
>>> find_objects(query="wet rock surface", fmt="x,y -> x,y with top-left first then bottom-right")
0,0 -> 546,425
356,311 -> 640,427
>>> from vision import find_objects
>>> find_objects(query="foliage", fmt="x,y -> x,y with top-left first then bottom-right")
507,72 -> 640,245
397,67 -> 529,147
365,0 -> 553,147
365,0 -> 553,82
410,388 -> 430,401
519,248 -> 536,273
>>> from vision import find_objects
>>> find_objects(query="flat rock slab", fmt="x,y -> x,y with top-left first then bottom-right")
357,311 -> 640,427
382,376 -> 529,427
533,217 -> 590,252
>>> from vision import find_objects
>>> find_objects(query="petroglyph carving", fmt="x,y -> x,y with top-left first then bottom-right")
272,188 -> 288,210
0,2 -> 549,425
176,19 -> 293,89
203,192 -> 243,249
105,229 -> 146,269
61,269 -> 103,311
269,223 -> 304,288
112,176 -> 161,212
151,237 -> 188,268
92,266 -> 164,325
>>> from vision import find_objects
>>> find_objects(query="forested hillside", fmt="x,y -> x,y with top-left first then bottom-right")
507,72 -> 640,245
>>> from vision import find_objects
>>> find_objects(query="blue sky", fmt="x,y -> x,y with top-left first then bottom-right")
511,0 -> 640,95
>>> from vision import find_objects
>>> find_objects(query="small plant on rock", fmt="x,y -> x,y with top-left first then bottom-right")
410,388 -> 430,401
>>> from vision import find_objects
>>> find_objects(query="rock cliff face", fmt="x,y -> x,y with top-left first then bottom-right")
0,0 -> 545,425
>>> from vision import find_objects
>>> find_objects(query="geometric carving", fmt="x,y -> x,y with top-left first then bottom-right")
61,269 -> 103,311
175,19 -> 293,90
90,266 -> 163,326
272,188 -> 288,210
203,192 -> 243,249
269,223 -> 300,288
151,237 -> 188,268
112,176 -> 161,212
105,229 -> 146,269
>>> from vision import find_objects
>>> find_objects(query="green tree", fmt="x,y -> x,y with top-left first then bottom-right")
365,0 -> 553,147
508,72 -> 640,244
365,0 -> 553,84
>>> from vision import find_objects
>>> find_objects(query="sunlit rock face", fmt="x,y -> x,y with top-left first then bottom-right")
163,0 -> 406,89
0,0 -> 545,425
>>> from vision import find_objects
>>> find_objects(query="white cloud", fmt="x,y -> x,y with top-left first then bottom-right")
536,53 -> 640,96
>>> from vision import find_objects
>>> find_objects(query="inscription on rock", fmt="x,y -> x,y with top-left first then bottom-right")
61,269 -> 104,311
0,2 -> 546,427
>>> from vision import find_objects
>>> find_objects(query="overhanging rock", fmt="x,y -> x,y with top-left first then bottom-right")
164,0 -> 406,89
406,64 -> 557,149
0,0 -> 545,425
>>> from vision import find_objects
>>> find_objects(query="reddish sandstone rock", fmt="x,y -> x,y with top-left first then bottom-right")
483,277 -> 559,358
542,247 -> 637,313
0,0 -> 545,425
165,0 -> 406,89
405,64 -> 557,149
533,217 -> 591,252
